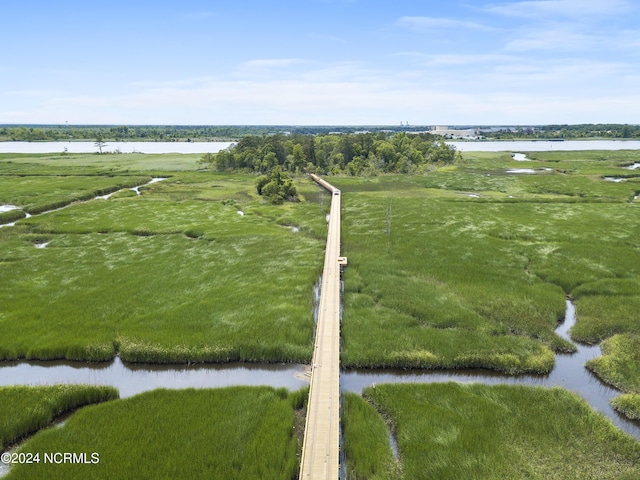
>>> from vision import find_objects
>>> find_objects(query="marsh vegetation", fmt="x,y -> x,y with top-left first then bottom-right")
332,150 -> 639,373
0,153 -> 326,363
348,383 -> 640,480
0,385 -> 117,452
5,387 -> 306,480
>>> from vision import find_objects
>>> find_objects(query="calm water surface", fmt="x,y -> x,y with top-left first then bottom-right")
2,140 -> 640,154
0,141 -> 233,154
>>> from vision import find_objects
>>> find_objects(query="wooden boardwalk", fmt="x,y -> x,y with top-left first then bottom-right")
299,175 -> 342,479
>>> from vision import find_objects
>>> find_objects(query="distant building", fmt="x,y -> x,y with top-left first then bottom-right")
429,126 -> 480,139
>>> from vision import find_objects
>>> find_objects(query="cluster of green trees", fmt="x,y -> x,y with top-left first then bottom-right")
201,132 -> 461,175
255,167 -> 298,204
485,124 -> 640,140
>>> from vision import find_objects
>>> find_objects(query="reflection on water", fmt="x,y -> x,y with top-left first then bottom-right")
342,300 -> 640,440
0,357 -> 308,398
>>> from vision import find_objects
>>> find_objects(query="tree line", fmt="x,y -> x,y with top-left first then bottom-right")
484,124 -> 640,140
0,125 -> 433,142
199,132 -> 461,175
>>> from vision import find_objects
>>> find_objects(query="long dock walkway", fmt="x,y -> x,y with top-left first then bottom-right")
299,175 -> 342,480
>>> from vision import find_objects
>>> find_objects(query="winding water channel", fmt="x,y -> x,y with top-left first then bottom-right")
0,301 -> 638,440
343,300 -> 640,439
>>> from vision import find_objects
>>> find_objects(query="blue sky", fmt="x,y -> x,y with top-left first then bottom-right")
2,0 -> 639,125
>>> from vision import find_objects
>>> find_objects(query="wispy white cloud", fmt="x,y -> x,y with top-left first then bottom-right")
5,53 -> 635,125
504,27 -> 594,51
396,16 -> 496,32
485,0 -> 634,19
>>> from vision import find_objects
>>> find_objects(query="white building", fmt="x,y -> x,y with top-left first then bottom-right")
430,126 -> 480,139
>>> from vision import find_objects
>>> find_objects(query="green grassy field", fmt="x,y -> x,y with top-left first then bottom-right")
342,392 -> 400,480
357,383 -> 640,480
611,394 -> 640,420
587,334 -> 640,392
0,154 -> 327,363
586,334 -> 640,420
5,387 -> 306,480
332,151 -> 640,371
0,385 -> 118,451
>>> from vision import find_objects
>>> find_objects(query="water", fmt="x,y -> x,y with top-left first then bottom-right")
0,205 -> 19,213
0,141 -> 234,154
2,140 -> 640,155
0,357 -> 307,399
507,168 -> 536,174
512,153 -> 529,161
605,177 -> 625,182
626,163 -> 640,170
341,300 -> 640,440
450,140 -> 640,152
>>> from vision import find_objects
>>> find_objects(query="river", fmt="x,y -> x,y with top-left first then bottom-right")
2,140 -> 640,154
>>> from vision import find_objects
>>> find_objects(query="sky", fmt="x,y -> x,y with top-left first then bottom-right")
1,0 -> 639,125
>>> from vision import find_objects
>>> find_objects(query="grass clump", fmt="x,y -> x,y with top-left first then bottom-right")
587,334 -> 640,420
611,394 -> 640,420
587,334 -> 640,392
362,383 -> 640,480
0,385 -> 118,451
0,209 -> 25,225
6,387 -> 303,480
342,392 -> 401,480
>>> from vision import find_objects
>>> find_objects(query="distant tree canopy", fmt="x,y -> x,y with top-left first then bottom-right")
200,132 -> 461,175
255,167 -> 298,204
483,124 -> 640,140
2,124 -> 638,143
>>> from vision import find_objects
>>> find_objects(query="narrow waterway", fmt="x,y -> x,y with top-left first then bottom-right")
1,177 -> 167,226
341,300 -> 640,440
0,358 -> 308,398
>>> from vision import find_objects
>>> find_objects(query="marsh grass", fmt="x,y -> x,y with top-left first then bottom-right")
0,152 -> 205,173
0,210 -> 24,225
333,151 -> 640,371
342,393 -> 401,480
611,395 -> 640,420
586,334 -> 640,393
7,387 -> 304,480
362,383 -> 640,480
0,385 -> 118,451
0,175 -> 152,216
0,166 -> 326,363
